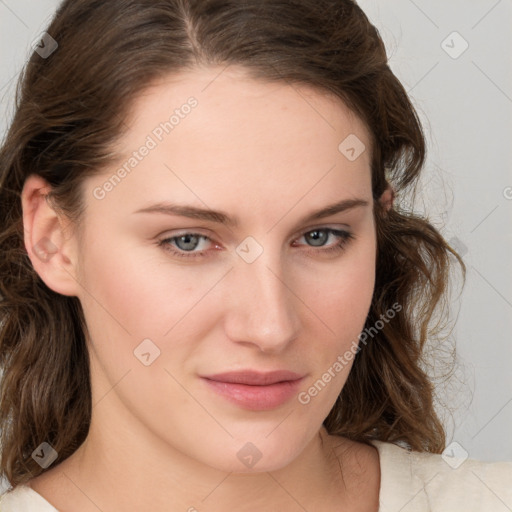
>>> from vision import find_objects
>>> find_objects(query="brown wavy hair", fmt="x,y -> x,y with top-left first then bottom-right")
0,0 -> 465,488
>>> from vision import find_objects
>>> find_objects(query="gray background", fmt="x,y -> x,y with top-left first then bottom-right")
0,0 -> 510,470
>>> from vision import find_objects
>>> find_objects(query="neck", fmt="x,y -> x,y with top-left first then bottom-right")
71,417 -> 347,511
31,405 -> 353,511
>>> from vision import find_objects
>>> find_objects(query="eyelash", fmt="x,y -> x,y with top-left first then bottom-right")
157,228 -> 354,260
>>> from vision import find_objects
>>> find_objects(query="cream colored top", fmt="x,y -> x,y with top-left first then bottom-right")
1,440 -> 511,511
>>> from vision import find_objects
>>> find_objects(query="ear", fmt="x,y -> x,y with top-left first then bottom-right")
378,183 -> 394,212
21,174 -> 81,296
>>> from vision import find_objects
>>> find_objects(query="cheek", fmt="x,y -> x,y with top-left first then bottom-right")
302,231 -> 376,332
293,243 -> 376,416
295,229 -> 376,395
77,236 -> 197,337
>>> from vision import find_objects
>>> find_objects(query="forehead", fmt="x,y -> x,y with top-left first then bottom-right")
122,65 -> 372,157
86,66 -> 373,224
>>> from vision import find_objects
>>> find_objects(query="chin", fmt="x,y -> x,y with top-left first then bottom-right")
191,430 -> 312,474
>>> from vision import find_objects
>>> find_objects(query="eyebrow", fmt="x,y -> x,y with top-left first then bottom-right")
133,198 -> 369,228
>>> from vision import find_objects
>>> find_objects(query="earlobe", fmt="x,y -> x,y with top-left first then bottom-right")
379,184 -> 395,212
21,174 -> 80,297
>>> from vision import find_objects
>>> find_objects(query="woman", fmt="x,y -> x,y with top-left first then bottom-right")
0,0 -> 510,510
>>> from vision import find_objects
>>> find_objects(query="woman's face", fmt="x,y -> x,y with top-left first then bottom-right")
72,66 -> 377,472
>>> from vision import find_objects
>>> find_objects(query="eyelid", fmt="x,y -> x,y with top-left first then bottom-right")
295,222 -> 351,236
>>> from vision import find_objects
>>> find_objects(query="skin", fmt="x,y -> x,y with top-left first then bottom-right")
22,65 -> 391,511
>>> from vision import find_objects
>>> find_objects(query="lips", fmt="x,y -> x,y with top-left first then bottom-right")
202,370 -> 304,385
200,370 -> 305,410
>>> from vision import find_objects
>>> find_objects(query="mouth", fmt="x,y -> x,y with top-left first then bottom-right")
200,370 -> 306,411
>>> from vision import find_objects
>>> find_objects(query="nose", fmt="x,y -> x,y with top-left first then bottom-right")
223,251 -> 301,354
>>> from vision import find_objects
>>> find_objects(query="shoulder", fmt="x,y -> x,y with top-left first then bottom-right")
0,484 -> 58,511
370,439 -> 512,512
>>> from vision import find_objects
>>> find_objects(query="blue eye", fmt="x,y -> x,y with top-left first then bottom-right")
297,228 -> 351,248
167,233 -> 208,252
157,228 -> 354,260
